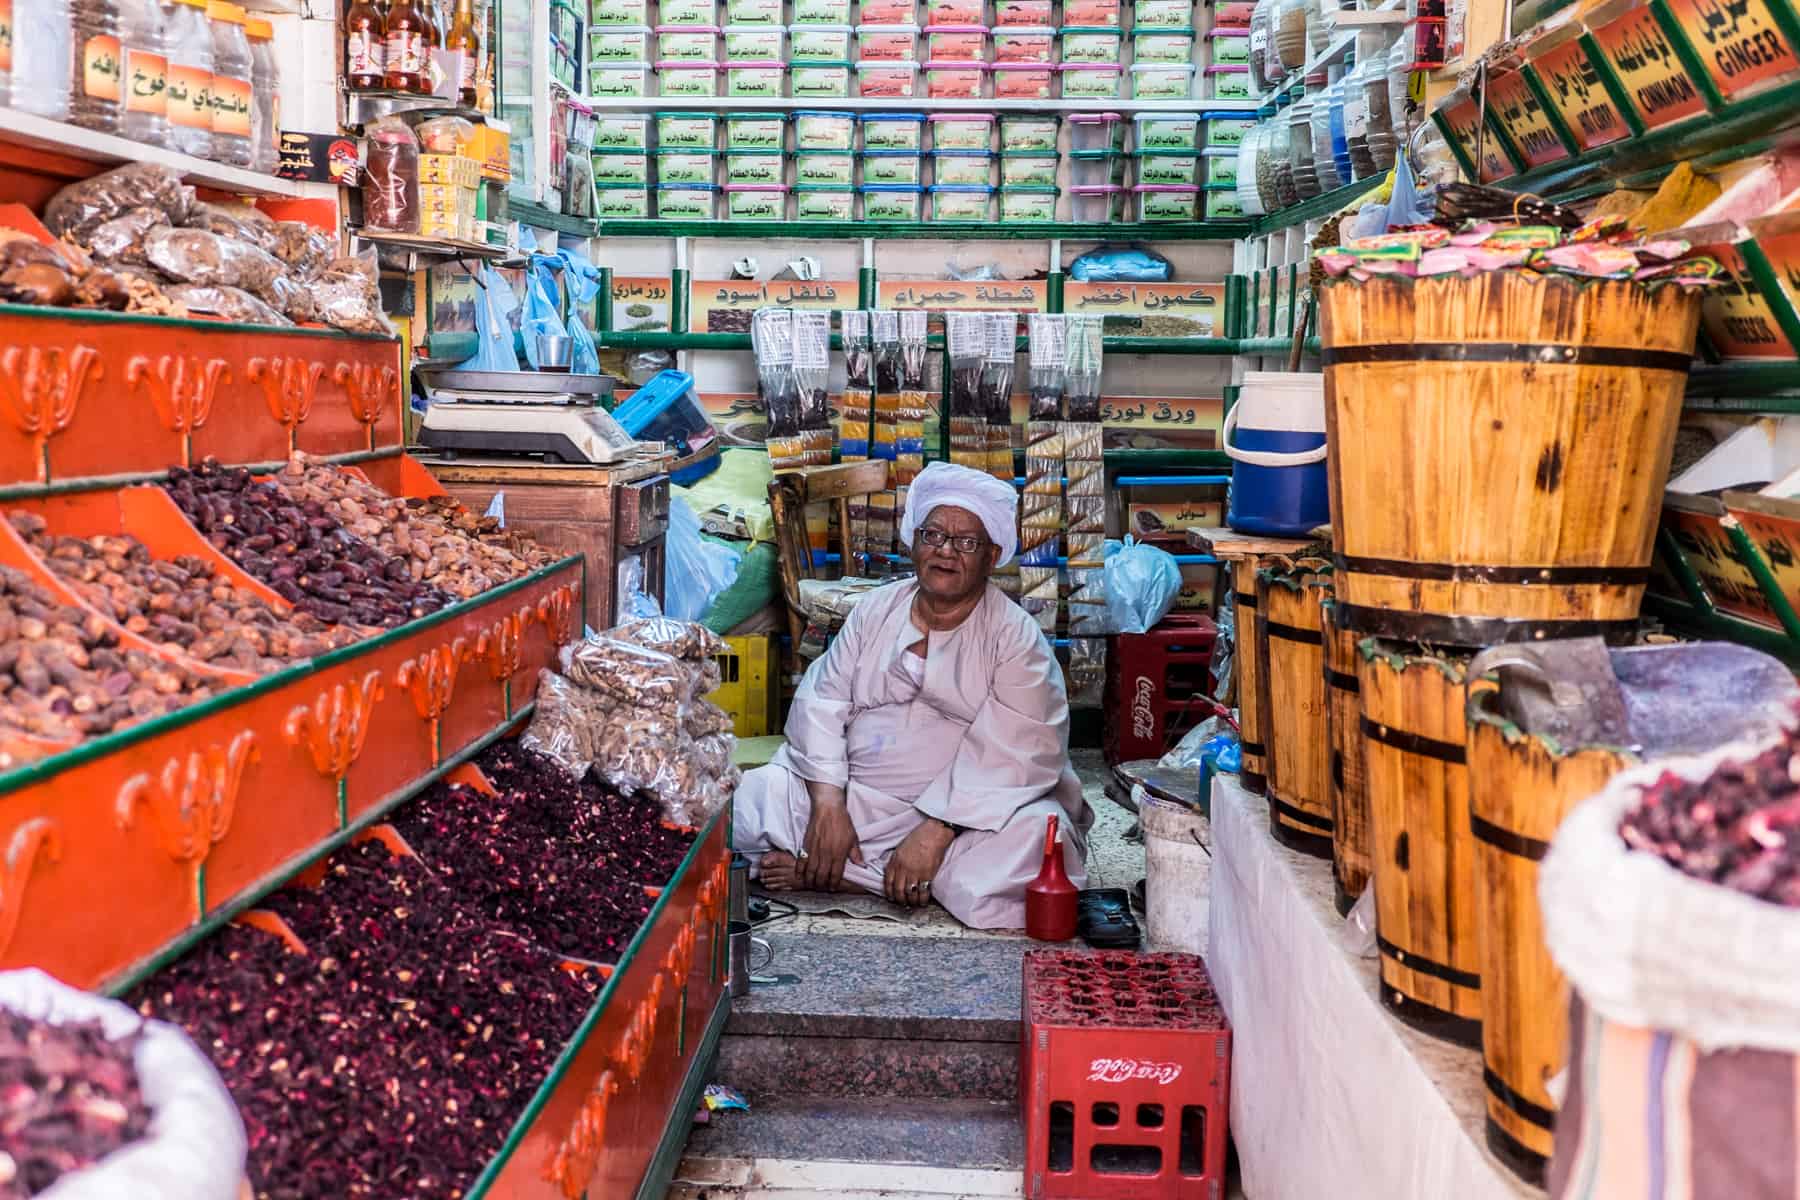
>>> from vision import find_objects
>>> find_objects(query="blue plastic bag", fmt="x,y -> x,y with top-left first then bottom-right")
460,265 -> 522,372
1385,151 -> 1432,229
553,246 -> 603,376
522,254 -> 571,370
664,498 -> 743,622
1068,247 -> 1172,283
1102,536 -> 1183,634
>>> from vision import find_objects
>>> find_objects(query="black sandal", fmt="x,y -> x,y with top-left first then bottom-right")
1077,887 -> 1142,950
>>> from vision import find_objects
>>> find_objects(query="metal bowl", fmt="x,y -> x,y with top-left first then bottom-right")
534,333 -> 573,370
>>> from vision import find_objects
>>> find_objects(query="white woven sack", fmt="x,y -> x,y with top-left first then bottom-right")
0,968 -> 246,1200
1540,729 -> 1800,1054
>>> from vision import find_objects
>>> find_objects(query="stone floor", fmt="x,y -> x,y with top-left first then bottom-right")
662,750 -> 1188,1200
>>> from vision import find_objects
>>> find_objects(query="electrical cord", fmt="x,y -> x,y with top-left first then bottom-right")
748,895 -> 800,928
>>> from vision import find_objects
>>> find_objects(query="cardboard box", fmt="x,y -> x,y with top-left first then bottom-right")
469,123 -> 512,182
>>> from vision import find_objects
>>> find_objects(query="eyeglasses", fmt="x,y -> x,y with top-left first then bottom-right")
917,527 -> 989,555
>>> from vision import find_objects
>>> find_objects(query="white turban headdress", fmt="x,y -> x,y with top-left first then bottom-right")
899,461 -> 1019,567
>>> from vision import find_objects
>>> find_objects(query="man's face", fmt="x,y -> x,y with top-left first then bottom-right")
913,504 -> 999,602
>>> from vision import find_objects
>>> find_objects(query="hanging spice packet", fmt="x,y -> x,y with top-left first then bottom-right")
947,312 -> 987,470
839,309 -> 874,461
982,311 -> 1018,482
794,310 -> 833,467
896,309 -> 929,484
753,308 -> 804,471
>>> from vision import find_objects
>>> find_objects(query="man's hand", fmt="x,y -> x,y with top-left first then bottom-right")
885,818 -> 957,907
801,784 -> 862,891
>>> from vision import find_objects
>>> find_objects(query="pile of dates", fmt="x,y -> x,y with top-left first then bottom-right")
0,565 -> 213,752
273,454 -> 553,600
12,514 -> 358,674
164,461 -> 450,628
1621,718 -> 1800,907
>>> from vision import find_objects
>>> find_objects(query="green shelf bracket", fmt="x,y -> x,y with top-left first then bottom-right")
596,266 -> 613,334
858,266 -> 876,310
1047,272 -> 1065,315
1655,525 -> 1715,616
670,267 -> 691,335
1741,240 -> 1800,356
1252,174 -> 1385,236
1726,519 -> 1800,645
1223,274 -> 1246,340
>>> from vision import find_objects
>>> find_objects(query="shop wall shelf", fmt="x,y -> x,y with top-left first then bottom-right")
1251,174 -> 1386,235
581,96 -> 1262,114
600,329 -> 1240,353
0,107 -> 331,200
595,219 -> 1253,241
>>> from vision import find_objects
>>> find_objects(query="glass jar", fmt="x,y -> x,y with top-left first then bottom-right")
1287,91 -> 1318,200
1273,0 -> 1306,72
1304,0 -> 1328,57
1326,65 -> 1350,181
70,0 -> 123,132
1362,28 -> 1397,171
164,0 -> 213,156
1386,29 -> 1414,153
1310,65 -> 1342,193
208,1 -> 252,165
11,0 -> 73,119
246,15 -> 278,171
1235,121 -> 1267,217
1249,0 -> 1273,88
1264,108 -> 1296,209
118,0 -> 172,146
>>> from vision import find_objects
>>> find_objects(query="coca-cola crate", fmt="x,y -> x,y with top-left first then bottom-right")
1022,950 -> 1231,1200
1104,613 -> 1219,767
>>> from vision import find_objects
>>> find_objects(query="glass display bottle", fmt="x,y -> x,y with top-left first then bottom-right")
383,0 -> 427,92
1386,28 -> 1415,154
118,0 -> 171,147
246,14 -> 277,171
1248,0 -> 1272,88
445,0 -> 476,105
163,0 -> 212,156
1288,77 -> 1320,200
1274,0 -> 1306,72
345,0 -> 384,88
207,0 -> 251,165
1236,120 -> 1267,217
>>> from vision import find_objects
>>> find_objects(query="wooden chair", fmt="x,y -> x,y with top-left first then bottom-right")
767,460 -> 897,653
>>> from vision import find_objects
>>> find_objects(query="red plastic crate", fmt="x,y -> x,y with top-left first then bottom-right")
1103,613 -> 1219,767
1022,950 -> 1231,1200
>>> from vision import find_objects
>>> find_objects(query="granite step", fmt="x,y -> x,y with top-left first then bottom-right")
721,930 -> 1026,1102
681,1095 -> 1025,1175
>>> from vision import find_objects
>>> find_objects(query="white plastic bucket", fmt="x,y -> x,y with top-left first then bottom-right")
1140,790 -> 1210,955
1223,370 -> 1329,536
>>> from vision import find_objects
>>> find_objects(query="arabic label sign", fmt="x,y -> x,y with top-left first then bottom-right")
1726,503 -> 1800,625
1747,230 -> 1800,349
1486,68 -> 1569,166
1126,498 -> 1224,539
611,276 -> 672,334
1591,5 -> 1708,128
689,281 -> 772,332
1697,242 -> 1795,358
1531,41 -> 1629,150
1062,283 -> 1225,336
1435,95 -> 1515,182
767,279 -> 854,311
1666,0 -> 1798,97
877,280 -> 1048,313
1100,395 -> 1222,433
1666,507 -> 1776,626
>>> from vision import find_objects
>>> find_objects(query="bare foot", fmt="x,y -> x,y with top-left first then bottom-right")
759,850 -> 800,892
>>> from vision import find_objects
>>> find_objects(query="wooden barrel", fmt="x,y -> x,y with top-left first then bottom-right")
1465,674 -> 1625,1185
1319,273 -> 1701,648
1258,560 -> 1333,857
1234,566 -> 1268,795
1356,640 -> 1481,1045
1322,599 -> 1369,914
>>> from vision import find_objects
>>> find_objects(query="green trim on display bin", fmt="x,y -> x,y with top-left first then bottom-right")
589,219 -> 1253,239
1253,174 -> 1384,235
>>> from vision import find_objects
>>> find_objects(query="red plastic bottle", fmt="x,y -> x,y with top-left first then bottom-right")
1025,813 -> 1078,941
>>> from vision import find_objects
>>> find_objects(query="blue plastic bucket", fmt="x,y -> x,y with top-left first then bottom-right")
1224,371 -> 1329,537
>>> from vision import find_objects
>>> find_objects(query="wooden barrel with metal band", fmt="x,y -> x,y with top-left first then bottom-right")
1322,598 -> 1369,914
1258,558 -> 1334,857
1355,639 -> 1481,1046
1235,569 -> 1268,795
1464,660 -> 1627,1186
1318,273 -> 1700,648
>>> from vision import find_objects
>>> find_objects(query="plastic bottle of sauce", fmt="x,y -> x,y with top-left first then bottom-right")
245,14 -> 277,170
163,0 -> 212,156
118,0 -> 172,147
383,0 -> 427,92
69,0 -> 123,132
207,0 -> 251,165
9,0 -> 74,119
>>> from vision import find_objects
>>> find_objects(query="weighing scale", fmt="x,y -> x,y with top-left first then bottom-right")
416,369 -> 638,465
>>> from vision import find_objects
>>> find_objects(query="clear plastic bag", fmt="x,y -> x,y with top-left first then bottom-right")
559,636 -> 701,715
1101,536 -> 1182,634
165,284 -> 291,326
44,163 -> 195,242
310,251 -> 392,336
552,246 -> 603,376
664,498 -> 742,623
610,616 -> 728,661
269,221 -> 336,279
520,668 -> 608,776
522,254 -> 572,370
0,968 -> 246,1200
143,226 -> 284,295
84,207 -> 171,265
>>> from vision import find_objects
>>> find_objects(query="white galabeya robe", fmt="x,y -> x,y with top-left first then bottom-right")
732,579 -> 1092,929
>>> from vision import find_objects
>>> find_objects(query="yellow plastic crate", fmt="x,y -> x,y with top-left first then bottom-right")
709,634 -> 777,738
